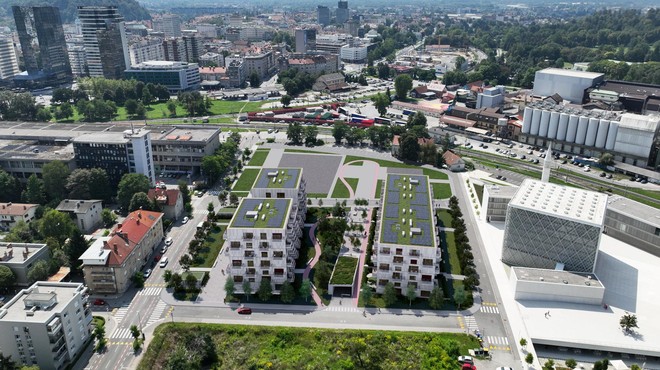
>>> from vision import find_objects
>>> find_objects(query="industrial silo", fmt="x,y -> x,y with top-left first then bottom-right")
575,116 -> 589,144
522,107 -> 533,134
548,111 -> 560,139
566,114 -> 579,142
605,121 -> 619,150
585,117 -> 600,146
530,108 -> 542,135
595,120 -> 610,149
557,113 -> 569,141
539,110 -> 551,137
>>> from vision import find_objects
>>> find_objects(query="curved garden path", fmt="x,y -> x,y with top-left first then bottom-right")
303,223 -> 323,306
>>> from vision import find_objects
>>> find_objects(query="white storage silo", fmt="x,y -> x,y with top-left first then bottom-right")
530,108 -> 542,135
539,110 -> 551,137
585,117 -> 600,146
557,113 -> 569,141
522,107 -> 533,134
575,116 -> 589,144
548,111 -> 560,139
566,114 -> 579,143
605,121 -> 619,150
595,120 -> 609,149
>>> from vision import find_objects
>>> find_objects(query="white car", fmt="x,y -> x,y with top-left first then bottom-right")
143,269 -> 152,279
182,216 -> 189,224
457,356 -> 474,364
495,367 -> 514,370
165,237 -> 173,246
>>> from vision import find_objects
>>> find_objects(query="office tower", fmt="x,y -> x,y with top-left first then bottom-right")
78,6 -> 129,79
182,35 -> 200,63
336,0 -> 349,24
317,6 -> 330,26
152,14 -> 181,38
0,38 -> 20,80
295,28 -> 316,54
12,6 -> 72,86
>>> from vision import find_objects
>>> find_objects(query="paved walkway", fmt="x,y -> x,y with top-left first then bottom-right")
303,223 -> 323,306
353,208 -> 374,306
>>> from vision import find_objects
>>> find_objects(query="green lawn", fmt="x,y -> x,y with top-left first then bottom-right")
296,226 -> 317,269
436,209 -> 453,228
348,161 -> 363,166
343,155 -> 448,180
307,192 -> 328,198
247,149 -> 270,166
191,226 -> 225,268
331,178 -> 359,198
230,191 -> 249,198
441,231 -> 461,275
233,168 -> 260,191
139,323 -> 480,370
432,183 -> 452,199
375,180 -> 384,199
473,184 -> 484,205
330,256 -> 358,285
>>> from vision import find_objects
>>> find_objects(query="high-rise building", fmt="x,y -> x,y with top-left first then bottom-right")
336,0 -> 349,24
152,14 -> 181,38
182,35 -> 200,63
67,40 -> 88,77
128,38 -> 165,66
12,6 -> 72,86
317,6 -> 330,26
78,6 -> 129,79
0,37 -> 20,81
295,28 -> 316,54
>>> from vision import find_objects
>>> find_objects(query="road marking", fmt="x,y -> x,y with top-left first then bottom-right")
108,341 -> 132,346
147,301 -> 168,326
110,327 -> 134,339
479,306 -> 500,314
463,315 -> 479,332
144,283 -> 166,287
113,304 -> 130,322
489,345 -> 511,351
324,306 -> 361,312
486,336 -> 509,346
137,287 -> 163,296
482,301 -> 498,306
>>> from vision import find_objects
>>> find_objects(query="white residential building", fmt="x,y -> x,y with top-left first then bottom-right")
0,37 -> 20,80
0,243 -> 51,286
0,282 -> 92,370
0,203 -> 38,231
56,200 -> 103,234
340,45 -> 367,63
373,174 -> 440,298
128,38 -> 165,66
152,14 -> 181,38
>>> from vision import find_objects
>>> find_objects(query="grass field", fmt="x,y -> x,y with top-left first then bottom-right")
375,180 -> 384,199
138,323 -> 480,370
441,232 -> 461,275
473,184 -> 484,205
233,168 -> 260,191
230,191 -> 249,198
191,226 -> 225,268
331,178 -> 359,198
436,209 -> 453,228
343,155 -> 448,180
307,192 -> 328,198
432,183 -> 452,199
330,256 -> 358,285
247,149 -> 270,166
348,161 -> 363,166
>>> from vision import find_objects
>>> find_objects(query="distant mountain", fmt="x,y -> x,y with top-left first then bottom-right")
3,0 -> 151,23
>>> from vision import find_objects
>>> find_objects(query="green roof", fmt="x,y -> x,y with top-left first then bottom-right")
330,256 -> 359,285
254,168 -> 301,189
229,198 -> 291,229
379,174 -> 436,248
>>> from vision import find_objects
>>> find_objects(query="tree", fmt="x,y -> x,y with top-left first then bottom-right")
361,283 -> 373,306
428,286 -> 444,309
599,152 -> 614,166
407,111 -> 427,128
249,72 -> 262,88
229,193 -> 238,206
40,209 -> 76,245
27,260 -> 50,282
101,208 -> 117,227
125,99 -> 138,116
398,133 -> 420,161
22,174 -> 46,204
135,102 -> 146,119
525,353 -> 534,366
620,312 -> 639,334
242,280 -> 252,301
286,122 -> 304,145
454,56 -> 466,70
383,282 -> 397,307
54,102 -> 74,120
185,273 -> 198,291
132,272 -> 145,288
129,192 -> 153,212
565,359 -> 577,369
117,173 -> 151,210
0,170 -> 21,202
519,338 -> 527,349
42,161 -> 70,202
299,278 -> 312,302
130,325 -> 140,340
304,125 -> 318,146
65,230 -> 90,270
257,279 -> 273,301
332,121 -> 349,144
313,261 -> 332,290
280,280 -> 295,303
405,284 -> 417,306
419,142 -> 437,165
453,285 -> 467,309
280,94 -> 292,108
371,93 -> 389,116
394,74 -> 413,100
630,365 -> 642,370
66,168 -> 111,201
36,107 -> 52,122
543,359 -> 555,370
179,254 -> 192,271
52,88 -> 74,104
141,89 -> 154,105
166,100 -> 177,117
0,265 -> 16,290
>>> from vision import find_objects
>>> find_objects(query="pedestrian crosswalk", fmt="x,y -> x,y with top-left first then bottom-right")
110,327 -> 135,339
463,315 -> 479,332
147,301 -> 168,326
485,336 -> 509,346
137,287 -> 163,296
480,305 -> 500,314
113,304 -> 130,322
325,306 -> 361,313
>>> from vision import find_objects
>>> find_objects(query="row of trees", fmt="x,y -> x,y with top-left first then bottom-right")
448,196 -> 480,293
278,68 -> 320,96
0,91 -> 51,122
286,122 -> 319,146
200,132 -> 242,185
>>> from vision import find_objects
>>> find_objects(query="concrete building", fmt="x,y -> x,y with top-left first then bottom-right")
279,54 -> 339,75
318,6 -> 330,26
502,179 -> 608,273
441,150 -> 465,172
181,35 -> 200,63
55,200 -> 103,234
150,127 -> 221,177
0,243 -> 51,286
0,139 -> 76,182
12,6 -> 72,87
128,38 -> 165,66
295,29 -> 317,54
124,61 -> 201,93
446,106 -> 507,136
0,37 -> 20,81
78,6 -> 129,79
244,51 -> 275,80
194,24 -> 218,39
147,188 -> 183,220
510,267 -> 604,305
0,203 -> 38,231
226,59 -> 246,88
152,14 -> 181,38
312,72 -> 347,92
532,68 -> 604,104
604,195 -> 660,258
336,0 -> 349,24
340,45 -> 367,63
250,168 -> 307,207
481,185 -> 518,222
73,128 -> 155,186
66,43 -> 88,77
79,210 -> 163,294
373,174 -> 440,298
0,282 -> 92,370
199,52 -> 224,67
476,86 -> 505,109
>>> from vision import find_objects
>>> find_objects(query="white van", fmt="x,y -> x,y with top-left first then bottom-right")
159,257 -> 169,268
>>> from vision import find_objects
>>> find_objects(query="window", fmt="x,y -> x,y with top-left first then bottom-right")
266,192 -> 271,198
247,260 -> 254,267
410,259 -> 417,265
422,259 -> 433,266
272,233 -> 282,240
234,275 -> 243,282
230,241 -> 240,248
232,260 -> 242,267
277,192 -> 285,198
395,248 -> 403,255
261,252 -> 268,258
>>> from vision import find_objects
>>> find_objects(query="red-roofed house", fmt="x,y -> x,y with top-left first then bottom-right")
79,210 -> 164,294
442,150 -> 465,172
147,188 -> 183,220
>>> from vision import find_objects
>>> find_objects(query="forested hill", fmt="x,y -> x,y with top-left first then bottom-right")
2,0 -> 151,22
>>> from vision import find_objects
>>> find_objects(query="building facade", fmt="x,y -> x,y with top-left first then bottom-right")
502,179 -> 607,273
150,127 -> 221,177
336,0 -> 349,24
481,185 -> 518,222
147,188 -> 183,220
373,174 -> 440,298
128,38 -> 165,66
0,37 -> 20,81
0,243 -> 51,286
152,14 -> 181,38
318,6 -> 330,26
66,43 -> 88,77
78,6 -> 129,79
0,203 -> 38,231
244,51 -> 275,80
604,195 -> 660,258
295,29 -> 317,54
0,282 -> 92,370
533,68 -> 604,104
55,200 -> 103,234
79,211 -> 163,294
124,61 -> 201,93
340,45 -> 367,63
0,139 -> 76,182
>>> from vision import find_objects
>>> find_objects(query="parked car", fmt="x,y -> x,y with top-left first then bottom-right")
237,307 -> 252,315
182,216 -> 189,224
495,367 -> 514,370
165,237 -> 173,246
143,269 -> 152,279
469,348 -> 490,357
159,257 -> 169,268
606,174 -> 613,179
600,172 -> 607,177
458,356 -> 474,364
93,299 -> 106,306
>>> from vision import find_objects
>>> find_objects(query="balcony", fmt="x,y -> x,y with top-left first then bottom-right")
244,252 -> 255,258
393,257 -> 404,264
409,251 -> 420,257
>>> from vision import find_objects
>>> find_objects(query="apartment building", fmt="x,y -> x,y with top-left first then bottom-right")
79,210 -> 163,294
147,188 -> 183,220
226,168 -> 307,294
373,174 -> 440,298
78,6 -> 130,79
128,38 -> 165,66
0,37 -> 20,81
0,243 -> 51,286
244,51 -> 275,80
150,127 -> 221,177
152,14 -> 181,38
0,139 -> 76,181
278,54 -> 339,75
0,203 -> 38,231
55,200 -> 103,234
0,282 -> 92,370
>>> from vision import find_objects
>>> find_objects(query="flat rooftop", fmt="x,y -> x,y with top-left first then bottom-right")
254,168 -> 301,189
150,127 -> 220,143
606,195 -> 660,228
0,282 -> 85,323
537,68 -> 604,79
485,185 -> 519,198
379,174 -> 436,248
0,140 -> 74,161
0,243 -> 47,264
512,266 -> 603,288
509,179 -> 607,227
229,198 -> 291,229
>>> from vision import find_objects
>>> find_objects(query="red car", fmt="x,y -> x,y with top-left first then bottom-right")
461,364 -> 476,370
93,299 -> 106,306
237,307 -> 252,315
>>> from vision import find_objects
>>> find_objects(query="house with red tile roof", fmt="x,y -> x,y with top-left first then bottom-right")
147,188 -> 183,220
79,210 -> 164,294
442,150 -> 465,172
0,203 -> 38,231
